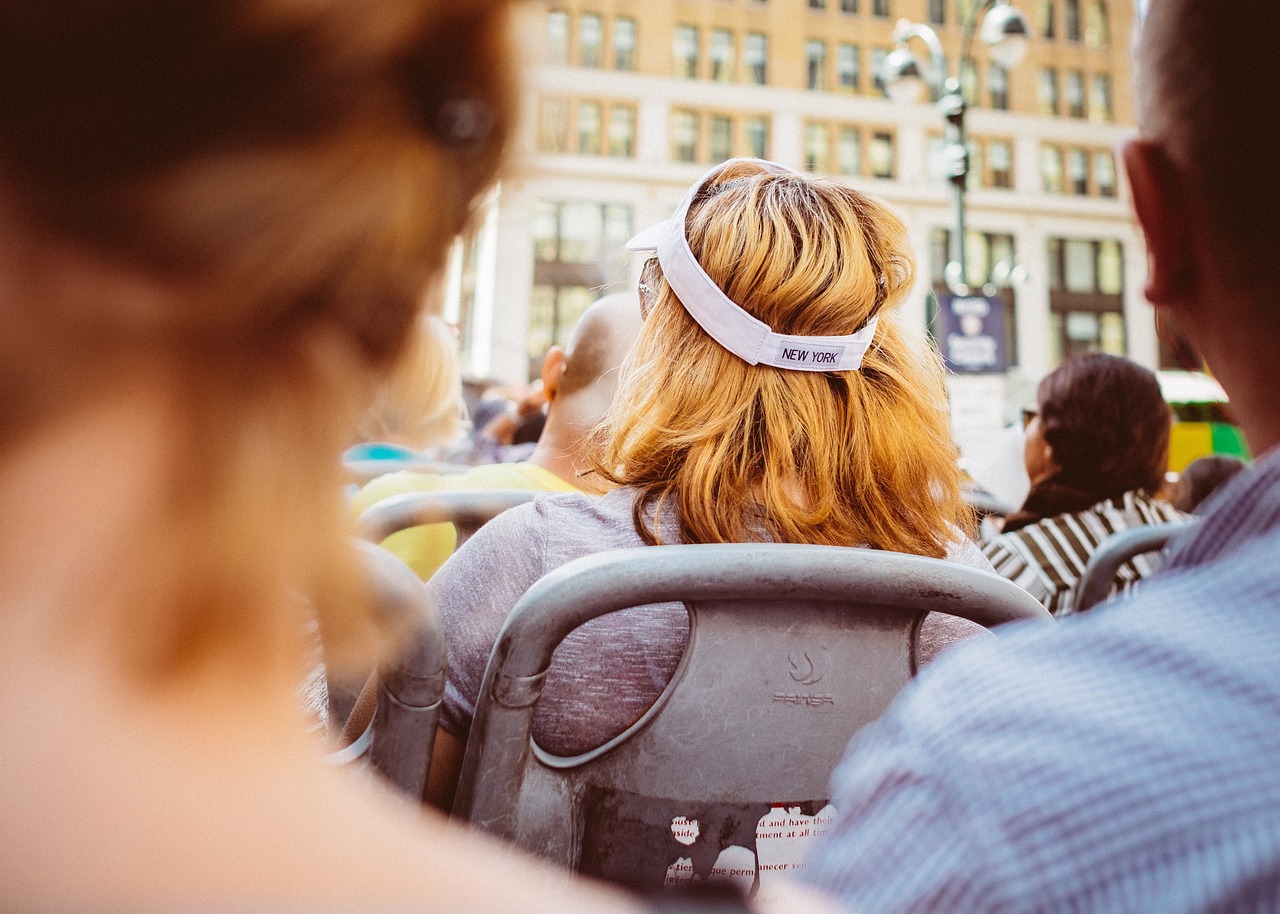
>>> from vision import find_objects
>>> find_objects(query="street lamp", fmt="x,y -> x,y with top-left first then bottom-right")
882,0 -> 1029,295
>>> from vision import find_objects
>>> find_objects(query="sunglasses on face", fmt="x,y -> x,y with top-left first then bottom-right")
1021,407 -> 1039,430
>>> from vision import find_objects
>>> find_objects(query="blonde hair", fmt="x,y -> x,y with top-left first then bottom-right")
0,1 -> 515,679
356,315 -> 464,451
592,161 -> 970,558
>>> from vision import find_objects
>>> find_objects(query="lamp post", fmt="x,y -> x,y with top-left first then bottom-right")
882,0 -> 1029,296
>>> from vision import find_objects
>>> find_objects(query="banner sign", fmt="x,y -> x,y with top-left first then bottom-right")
937,293 -> 1008,374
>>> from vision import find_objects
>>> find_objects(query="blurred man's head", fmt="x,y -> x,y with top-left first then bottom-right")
1129,0 -> 1280,299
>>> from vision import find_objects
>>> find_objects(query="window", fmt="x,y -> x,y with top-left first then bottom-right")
1037,0 -> 1056,38
710,115 -> 733,162
1068,149 -> 1089,195
537,97 -> 569,153
989,64 -> 1009,109
837,44 -> 861,92
579,13 -> 603,67
674,25 -> 699,79
870,131 -> 895,178
871,47 -> 889,97
530,202 -> 634,375
806,40 -> 828,91
805,122 -> 831,173
608,105 -> 635,157
745,33 -> 768,85
1046,237 -> 1126,365
613,17 -> 637,70
930,228 -> 1020,366
547,10 -> 570,65
745,116 -> 770,159
710,29 -> 734,82
809,0 -> 826,7
1086,0 -> 1110,47
672,110 -> 700,162
929,0 -> 946,24
1040,145 -> 1064,192
1066,71 -> 1086,118
576,102 -> 601,154
1065,0 -> 1081,40
873,0 -> 891,17
988,140 -> 1012,188
960,60 -> 980,106
840,0 -> 858,11
837,127 -> 862,176
1095,150 -> 1117,197
1038,67 -> 1060,116
1091,75 -> 1114,122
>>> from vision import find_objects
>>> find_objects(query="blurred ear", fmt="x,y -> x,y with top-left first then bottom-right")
540,346 -> 567,403
1123,139 -> 1197,308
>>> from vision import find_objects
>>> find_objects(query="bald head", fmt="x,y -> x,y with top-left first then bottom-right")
1137,0 -> 1280,286
556,292 -> 642,418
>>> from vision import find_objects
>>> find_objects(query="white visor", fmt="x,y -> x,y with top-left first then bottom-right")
626,157 -> 879,372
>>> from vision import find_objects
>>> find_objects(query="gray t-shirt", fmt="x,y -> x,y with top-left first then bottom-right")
429,487 -> 995,757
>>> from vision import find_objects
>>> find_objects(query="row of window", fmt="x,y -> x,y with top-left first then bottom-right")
926,230 -> 1125,367
674,26 -> 771,84
537,97 -> 637,157
536,95 -> 1121,201
1035,0 -> 1111,47
1040,145 -> 1118,197
547,10 -> 1115,121
1037,69 -> 1114,121
546,11 -> 635,70
806,0 -> 893,15
927,137 -> 1015,189
673,110 -> 772,164
525,203 -> 1129,372
803,122 -> 897,179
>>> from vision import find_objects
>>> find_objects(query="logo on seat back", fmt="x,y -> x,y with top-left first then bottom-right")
788,649 -> 828,686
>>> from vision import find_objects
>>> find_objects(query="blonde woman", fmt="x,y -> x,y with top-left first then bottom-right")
0,2 -> 637,910
350,314 -> 466,459
427,158 -> 992,800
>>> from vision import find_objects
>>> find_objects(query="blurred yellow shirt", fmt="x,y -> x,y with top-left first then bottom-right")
351,463 -> 577,581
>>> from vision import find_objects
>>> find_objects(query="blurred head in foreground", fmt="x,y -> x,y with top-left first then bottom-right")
0,1 -> 514,681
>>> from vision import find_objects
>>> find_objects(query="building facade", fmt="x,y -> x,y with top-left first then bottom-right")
442,0 -> 1146,430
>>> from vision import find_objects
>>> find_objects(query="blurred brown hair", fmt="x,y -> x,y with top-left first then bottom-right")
0,0 -> 515,679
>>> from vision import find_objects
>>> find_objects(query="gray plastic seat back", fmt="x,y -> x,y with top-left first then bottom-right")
356,489 -> 539,549
1072,520 -> 1193,613
454,543 -> 1050,891
328,542 -> 445,802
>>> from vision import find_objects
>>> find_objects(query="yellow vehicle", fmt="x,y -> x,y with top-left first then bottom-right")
1158,372 -> 1250,473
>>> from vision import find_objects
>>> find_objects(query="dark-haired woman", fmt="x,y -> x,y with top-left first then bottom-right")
983,353 -> 1188,615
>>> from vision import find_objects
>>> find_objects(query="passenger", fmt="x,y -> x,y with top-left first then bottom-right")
0,2 -> 635,910
800,1 -> 1280,909
1172,453 -> 1248,515
353,292 -> 642,581
426,158 -> 992,803
983,353 -> 1188,615
347,315 -> 466,462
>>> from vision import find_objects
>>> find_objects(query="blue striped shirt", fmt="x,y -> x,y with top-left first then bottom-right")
801,451 -> 1280,912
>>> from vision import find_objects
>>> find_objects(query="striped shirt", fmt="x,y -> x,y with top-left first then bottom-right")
983,490 -> 1189,615
800,450 -> 1280,913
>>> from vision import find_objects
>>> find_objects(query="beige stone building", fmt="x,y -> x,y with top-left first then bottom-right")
442,0 -> 1149,434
